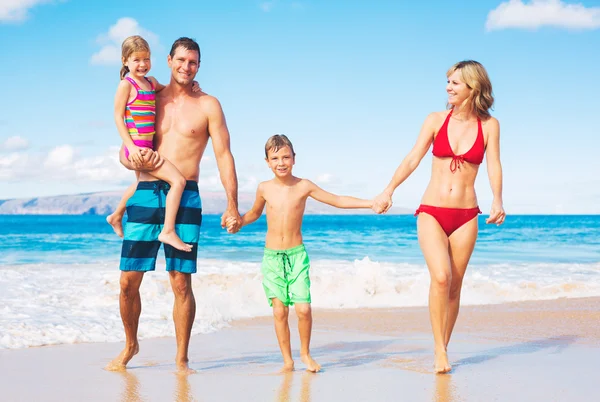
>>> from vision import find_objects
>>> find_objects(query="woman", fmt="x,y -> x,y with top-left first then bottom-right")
374,60 -> 505,373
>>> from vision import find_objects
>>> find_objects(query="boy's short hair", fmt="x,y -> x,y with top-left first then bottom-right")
265,134 -> 295,158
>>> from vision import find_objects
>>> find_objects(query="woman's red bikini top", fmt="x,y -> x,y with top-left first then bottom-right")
432,109 -> 485,173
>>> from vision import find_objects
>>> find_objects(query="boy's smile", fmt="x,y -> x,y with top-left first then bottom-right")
266,146 -> 295,178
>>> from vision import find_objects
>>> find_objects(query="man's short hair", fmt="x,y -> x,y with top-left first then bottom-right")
169,37 -> 201,62
265,134 -> 295,158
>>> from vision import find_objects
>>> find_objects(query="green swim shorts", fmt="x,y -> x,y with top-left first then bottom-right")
261,244 -> 311,307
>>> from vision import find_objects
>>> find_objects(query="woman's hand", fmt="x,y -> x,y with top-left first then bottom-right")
486,199 -> 506,226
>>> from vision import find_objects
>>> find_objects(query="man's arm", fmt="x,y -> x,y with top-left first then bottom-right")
307,180 -> 373,209
206,96 -> 241,230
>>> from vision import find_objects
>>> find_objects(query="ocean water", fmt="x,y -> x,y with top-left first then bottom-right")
1,214 -> 599,349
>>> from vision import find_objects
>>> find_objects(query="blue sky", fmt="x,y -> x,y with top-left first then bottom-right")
0,0 -> 599,213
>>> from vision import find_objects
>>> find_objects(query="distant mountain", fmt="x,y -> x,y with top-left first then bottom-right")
0,190 -> 411,215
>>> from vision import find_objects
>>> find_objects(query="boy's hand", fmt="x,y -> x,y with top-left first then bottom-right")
373,191 -> 393,214
192,81 -> 201,93
225,217 -> 237,233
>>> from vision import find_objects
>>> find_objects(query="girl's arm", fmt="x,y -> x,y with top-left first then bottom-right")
374,112 -> 438,212
113,80 -> 143,165
240,184 -> 267,226
484,117 -> 506,225
308,180 -> 373,209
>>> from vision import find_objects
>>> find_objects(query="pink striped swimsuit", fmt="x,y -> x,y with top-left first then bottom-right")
124,76 -> 155,159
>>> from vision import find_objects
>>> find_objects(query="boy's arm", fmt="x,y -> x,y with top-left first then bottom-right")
241,184 -> 266,226
307,180 -> 373,209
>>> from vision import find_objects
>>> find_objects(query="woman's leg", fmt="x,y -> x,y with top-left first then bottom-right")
417,213 -> 452,373
445,216 -> 478,347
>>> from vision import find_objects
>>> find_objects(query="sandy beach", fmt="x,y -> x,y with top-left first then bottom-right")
1,297 -> 598,401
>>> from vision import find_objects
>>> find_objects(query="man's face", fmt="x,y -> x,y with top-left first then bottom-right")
266,146 -> 295,178
167,47 -> 200,85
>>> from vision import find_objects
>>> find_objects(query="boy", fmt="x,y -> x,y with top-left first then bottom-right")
227,134 -> 377,372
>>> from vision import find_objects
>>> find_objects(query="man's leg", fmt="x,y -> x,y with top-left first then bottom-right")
294,303 -> 320,372
106,271 -> 145,371
272,297 -> 294,372
169,271 -> 196,374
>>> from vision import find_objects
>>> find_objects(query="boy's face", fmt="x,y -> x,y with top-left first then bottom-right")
266,146 -> 295,178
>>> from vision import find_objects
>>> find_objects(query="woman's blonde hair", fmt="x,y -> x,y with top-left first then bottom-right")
120,35 -> 151,79
447,60 -> 494,120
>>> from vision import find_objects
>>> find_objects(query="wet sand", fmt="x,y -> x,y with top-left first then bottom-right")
1,297 -> 598,401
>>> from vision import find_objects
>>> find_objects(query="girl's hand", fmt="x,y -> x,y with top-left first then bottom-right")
192,81 -> 201,93
486,200 -> 506,226
127,146 -> 144,166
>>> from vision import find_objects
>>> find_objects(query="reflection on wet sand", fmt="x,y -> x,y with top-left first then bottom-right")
277,371 -> 315,402
433,374 -> 460,402
120,371 -> 142,402
174,372 -> 195,402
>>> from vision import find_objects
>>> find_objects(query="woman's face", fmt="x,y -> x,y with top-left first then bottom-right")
446,70 -> 471,107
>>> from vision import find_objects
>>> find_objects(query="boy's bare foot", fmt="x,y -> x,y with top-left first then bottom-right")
434,349 -> 451,374
106,213 -> 124,238
279,361 -> 295,373
175,362 -> 197,375
300,354 -> 321,373
158,231 -> 192,252
105,343 -> 139,371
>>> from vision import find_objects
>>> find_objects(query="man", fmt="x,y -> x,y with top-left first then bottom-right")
106,37 -> 241,374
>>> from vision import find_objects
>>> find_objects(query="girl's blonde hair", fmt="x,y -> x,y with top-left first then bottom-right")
120,35 -> 151,79
447,60 -> 494,120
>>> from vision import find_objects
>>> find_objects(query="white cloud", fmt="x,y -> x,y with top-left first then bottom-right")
1,136 -> 29,151
315,173 -> 333,184
90,17 -> 160,65
0,0 -> 54,23
44,144 -> 74,168
260,1 -> 277,12
486,0 -> 600,31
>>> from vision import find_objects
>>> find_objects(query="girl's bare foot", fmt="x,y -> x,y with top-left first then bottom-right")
434,349 -> 451,374
300,354 -> 321,373
158,231 -> 192,252
106,213 -> 124,238
105,343 -> 139,371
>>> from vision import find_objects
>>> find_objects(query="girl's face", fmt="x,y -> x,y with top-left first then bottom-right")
446,70 -> 471,107
124,51 -> 151,79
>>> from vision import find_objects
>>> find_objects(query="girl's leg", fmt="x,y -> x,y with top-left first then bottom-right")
148,159 -> 191,252
107,172 -> 139,238
417,213 -> 452,373
445,216 -> 478,348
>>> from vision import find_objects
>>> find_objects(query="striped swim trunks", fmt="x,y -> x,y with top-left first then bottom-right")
120,180 -> 202,274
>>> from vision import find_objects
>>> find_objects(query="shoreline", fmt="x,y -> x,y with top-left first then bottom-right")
1,297 -> 598,401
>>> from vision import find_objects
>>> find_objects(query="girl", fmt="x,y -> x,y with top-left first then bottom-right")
374,60 -> 505,373
107,35 -> 198,252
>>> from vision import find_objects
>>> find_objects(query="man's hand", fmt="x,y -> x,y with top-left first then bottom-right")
221,207 -> 242,234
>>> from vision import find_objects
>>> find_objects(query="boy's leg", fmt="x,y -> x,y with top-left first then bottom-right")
148,158 -> 191,252
294,303 -> 320,372
271,297 -> 294,372
107,176 -> 139,238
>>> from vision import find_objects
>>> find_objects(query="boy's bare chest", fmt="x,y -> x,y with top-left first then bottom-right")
264,190 -> 308,213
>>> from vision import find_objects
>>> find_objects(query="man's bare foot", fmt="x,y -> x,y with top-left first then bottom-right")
434,349 -> 451,374
158,231 -> 192,252
106,213 -> 124,238
105,343 -> 139,371
300,354 -> 321,373
279,360 -> 295,373
176,361 -> 197,375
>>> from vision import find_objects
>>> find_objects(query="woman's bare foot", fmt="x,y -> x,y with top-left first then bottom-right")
176,361 -> 197,375
434,349 -> 451,374
105,343 -> 139,371
158,231 -> 192,252
106,213 -> 124,238
301,354 -> 321,373
279,360 -> 295,373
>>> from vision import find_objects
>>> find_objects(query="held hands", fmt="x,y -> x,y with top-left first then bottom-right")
372,190 -> 394,214
486,200 -> 506,226
127,148 -> 164,171
127,146 -> 145,166
221,208 -> 242,234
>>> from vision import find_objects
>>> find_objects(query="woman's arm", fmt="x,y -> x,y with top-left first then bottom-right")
484,117 -> 506,225
373,113 -> 438,212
